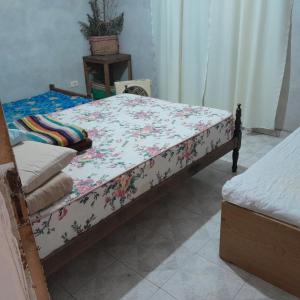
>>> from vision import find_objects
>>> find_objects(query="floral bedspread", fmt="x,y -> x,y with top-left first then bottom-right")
30,94 -> 234,258
3,91 -> 91,123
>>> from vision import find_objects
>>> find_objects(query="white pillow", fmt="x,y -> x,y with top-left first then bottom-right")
26,172 -> 73,215
8,129 -> 26,146
13,141 -> 76,194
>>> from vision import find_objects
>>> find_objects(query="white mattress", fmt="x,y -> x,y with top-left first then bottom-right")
223,127 -> 300,228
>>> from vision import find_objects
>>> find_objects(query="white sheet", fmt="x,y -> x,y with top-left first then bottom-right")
223,127 -> 300,228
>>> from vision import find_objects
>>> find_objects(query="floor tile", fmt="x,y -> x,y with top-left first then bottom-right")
74,260 -> 158,300
104,226 -> 192,287
234,275 -> 299,300
46,131 -> 291,300
144,244 -> 194,287
137,196 -> 220,254
211,159 -> 246,176
162,254 -> 245,300
150,289 -> 179,300
222,131 -> 286,168
47,278 -> 75,300
53,243 -> 116,294
197,238 -> 250,280
102,218 -> 153,248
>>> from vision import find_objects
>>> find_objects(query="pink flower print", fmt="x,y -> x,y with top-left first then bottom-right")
183,140 -> 194,159
120,174 -> 131,190
114,188 -> 126,199
88,128 -> 105,139
114,174 -> 131,199
176,107 -> 195,118
126,99 -> 142,106
89,111 -> 103,120
194,121 -> 210,132
146,145 -> 161,157
94,151 -> 106,159
90,100 -> 105,107
76,178 -> 94,194
133,125 -> 158,138
77,148 -> 105,160
144,125 -> 156,133
133,111 -> 152,119
125,97 -> 149,106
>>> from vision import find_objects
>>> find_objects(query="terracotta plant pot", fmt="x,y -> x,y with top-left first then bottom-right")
89,35 -> 119,55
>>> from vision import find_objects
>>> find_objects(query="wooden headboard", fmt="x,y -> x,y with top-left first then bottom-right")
0,102 -> 49,299
49,83 -> 91,98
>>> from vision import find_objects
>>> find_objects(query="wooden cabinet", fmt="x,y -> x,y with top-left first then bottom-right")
83,54 -> 132,98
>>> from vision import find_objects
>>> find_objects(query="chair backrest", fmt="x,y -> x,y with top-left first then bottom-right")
115,79 -> 152,97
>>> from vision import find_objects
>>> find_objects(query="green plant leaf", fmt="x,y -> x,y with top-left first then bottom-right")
79,0 -> 124,38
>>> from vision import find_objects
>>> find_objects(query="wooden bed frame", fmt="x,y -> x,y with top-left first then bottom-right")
2,85 -> 242,277
49,83 -> 91,99
220,201 -> 300,298
0,104 -> 49,298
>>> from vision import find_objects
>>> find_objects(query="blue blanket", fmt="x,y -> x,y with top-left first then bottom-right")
3,91 -> 91,123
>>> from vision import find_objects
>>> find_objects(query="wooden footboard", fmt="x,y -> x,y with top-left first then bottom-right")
220,201 -> 300,298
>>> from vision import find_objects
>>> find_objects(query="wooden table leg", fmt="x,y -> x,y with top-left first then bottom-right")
83,61 -> 92,98
104,63 -> 111,96
128,59 -> 133,80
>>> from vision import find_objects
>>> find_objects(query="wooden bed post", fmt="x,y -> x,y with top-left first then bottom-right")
0,103 -> 49,299
232,104 -> 242,173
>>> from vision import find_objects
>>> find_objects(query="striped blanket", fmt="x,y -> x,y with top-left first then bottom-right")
12,115 -> 88,146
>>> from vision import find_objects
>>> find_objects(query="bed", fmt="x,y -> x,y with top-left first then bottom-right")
1,85 -> 242,276
220,127 -> 300,298
3,84 -> 91,123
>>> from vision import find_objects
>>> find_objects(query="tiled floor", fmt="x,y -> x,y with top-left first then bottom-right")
48,131 -> 299,300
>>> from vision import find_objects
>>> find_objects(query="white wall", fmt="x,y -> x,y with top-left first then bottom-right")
0,0 -> 157,103
0,0 -> 90,103
1,0 -> 298,129
117,0 -> 157,96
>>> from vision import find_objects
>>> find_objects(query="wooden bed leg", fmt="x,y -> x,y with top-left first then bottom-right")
232,104 -> 242,173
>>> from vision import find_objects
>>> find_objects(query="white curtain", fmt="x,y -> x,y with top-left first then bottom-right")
151,0 -> 293,129
151,0 -> 183,102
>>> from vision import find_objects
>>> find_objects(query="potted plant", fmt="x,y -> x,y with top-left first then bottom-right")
79,0 -> 124,55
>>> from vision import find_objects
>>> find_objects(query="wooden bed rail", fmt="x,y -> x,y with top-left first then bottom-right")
49,83 -> 92,99
0,102 -> 49,299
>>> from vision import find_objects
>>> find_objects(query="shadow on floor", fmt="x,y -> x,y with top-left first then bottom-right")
49,160 -> 294,300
